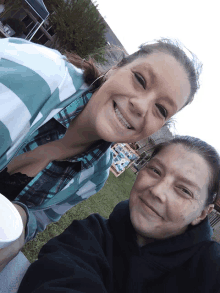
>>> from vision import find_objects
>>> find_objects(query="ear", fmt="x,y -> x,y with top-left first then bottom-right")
191,204 -> 214,226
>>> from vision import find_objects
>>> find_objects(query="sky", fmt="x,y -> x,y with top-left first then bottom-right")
94,0 -> 220,153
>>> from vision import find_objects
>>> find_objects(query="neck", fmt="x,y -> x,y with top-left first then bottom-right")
136,233 -> 155,247
54,110 -> 101,160
67,112 -> 100,145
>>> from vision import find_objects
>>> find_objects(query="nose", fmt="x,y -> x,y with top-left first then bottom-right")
148,178 -> 169,203
129,93 -> 154,118
129,100 -> 143,117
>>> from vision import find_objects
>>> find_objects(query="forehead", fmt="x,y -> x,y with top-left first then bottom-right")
127,51 -> 184,71
152,144 -> 210,194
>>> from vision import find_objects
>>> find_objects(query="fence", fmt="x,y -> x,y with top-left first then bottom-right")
208,209 -> 220,230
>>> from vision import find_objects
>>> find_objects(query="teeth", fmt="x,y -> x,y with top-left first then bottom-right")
114,106 -> 132,129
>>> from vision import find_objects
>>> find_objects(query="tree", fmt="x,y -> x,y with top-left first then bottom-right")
41,0 -> 59,14
0,0 -> 22,18
44,0 -> 107,63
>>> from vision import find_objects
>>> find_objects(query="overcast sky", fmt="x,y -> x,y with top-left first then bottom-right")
95,0 -> 220,153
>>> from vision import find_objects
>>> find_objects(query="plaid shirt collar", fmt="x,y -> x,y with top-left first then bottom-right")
53,90 -> 112,169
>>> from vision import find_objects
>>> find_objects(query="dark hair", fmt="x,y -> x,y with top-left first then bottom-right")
64,51 -> 102,87
65,38 -> 202,107
151,136 -> 220,207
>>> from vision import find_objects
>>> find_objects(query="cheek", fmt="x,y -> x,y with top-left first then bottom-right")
129,188 -> 139,207
185,203 -> 202,220
131,182 -> 146,197
136,171 -> 154,189
141,116 -> 164,138
130,204 -> 147,233
166,199 -> 186,222
169,202 -> 199,224
104,75 -> 130,96
84,98 -> 104,123
129,186 -> 145,219
90,86 -> 113,109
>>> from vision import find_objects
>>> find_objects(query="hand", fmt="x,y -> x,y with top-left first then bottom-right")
0,204 -> 27,273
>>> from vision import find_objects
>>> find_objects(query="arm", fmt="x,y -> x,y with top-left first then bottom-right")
0,37 -> 68,170
17,214 -> 110,293
23,173 -> 111,243
0,204 -> 28,272
15,149 -> 113,243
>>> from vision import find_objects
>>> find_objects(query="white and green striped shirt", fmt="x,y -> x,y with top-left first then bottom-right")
0,38 -> 113,243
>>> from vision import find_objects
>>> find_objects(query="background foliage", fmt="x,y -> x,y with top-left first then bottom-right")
43,0 -> 108,63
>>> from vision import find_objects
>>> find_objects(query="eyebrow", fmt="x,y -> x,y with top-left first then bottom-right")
146,65 -> 178,112
150,157 -> 201,192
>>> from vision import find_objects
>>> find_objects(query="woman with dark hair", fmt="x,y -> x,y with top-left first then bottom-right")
17,136 -> 220,293
0,37 -> 201,270
130,136 -> 220,245
150,136 -> 220,206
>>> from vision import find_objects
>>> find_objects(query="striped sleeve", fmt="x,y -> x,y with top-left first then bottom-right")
0,38 -> 66,155
0,38 -> 87,170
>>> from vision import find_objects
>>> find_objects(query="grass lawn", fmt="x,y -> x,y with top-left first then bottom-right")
21,168 -> 137,263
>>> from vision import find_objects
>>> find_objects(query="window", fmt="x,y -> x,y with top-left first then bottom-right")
22,15 -> 33,27
47,27 -> 54,36
25,21 -> 35,34
34,29 -> 44,40
39,34 -> 49,45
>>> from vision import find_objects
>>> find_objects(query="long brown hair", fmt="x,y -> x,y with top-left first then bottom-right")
64,51 -> 104,89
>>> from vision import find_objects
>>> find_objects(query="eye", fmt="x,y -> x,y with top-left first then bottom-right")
147,166 -> 161,176
134,72 -> 146,89
156,104 -> 168,119
178,186 -> 192,197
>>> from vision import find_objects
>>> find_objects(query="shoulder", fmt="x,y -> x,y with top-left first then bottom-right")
0,37 -> 85,94
73,213 -> 111,243
194,241 -> 220,291
0,38 -> 63,59
191,241 -> 220,267
0,37 -> 64,68
202,241 -> 220,259
0,38 -> 66,90
203,241 -> 220,265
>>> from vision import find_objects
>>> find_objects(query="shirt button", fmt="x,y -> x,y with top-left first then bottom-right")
46,135 -> 50,141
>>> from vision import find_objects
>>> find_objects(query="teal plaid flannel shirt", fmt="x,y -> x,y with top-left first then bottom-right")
0,38 -> 113,243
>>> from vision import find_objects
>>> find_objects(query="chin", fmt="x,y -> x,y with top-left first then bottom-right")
96,128 -> 123,143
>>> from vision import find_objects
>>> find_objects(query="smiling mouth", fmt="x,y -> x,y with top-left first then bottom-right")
140,198 -> 161,218
113,101 -> 133,130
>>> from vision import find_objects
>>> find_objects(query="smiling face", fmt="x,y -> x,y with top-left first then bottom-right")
129,144 -> 213,244
81,52 -> 191,143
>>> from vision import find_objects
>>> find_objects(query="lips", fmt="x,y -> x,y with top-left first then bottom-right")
113,101 -> 134,130
140,198 -> 162,218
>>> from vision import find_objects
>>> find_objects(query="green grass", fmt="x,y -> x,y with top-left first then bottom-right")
21,168 -> 137,263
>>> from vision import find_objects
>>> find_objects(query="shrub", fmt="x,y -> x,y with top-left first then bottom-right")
45,0 -> 107,63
